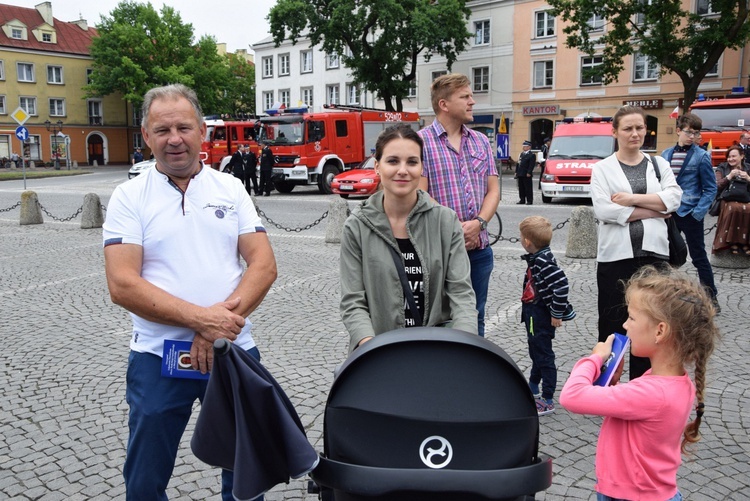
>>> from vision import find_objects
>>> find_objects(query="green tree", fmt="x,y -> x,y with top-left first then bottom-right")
547,0 -> 750,110
268,0 -> 473,111
86,1 -> 233,112
224,53 -> 257,116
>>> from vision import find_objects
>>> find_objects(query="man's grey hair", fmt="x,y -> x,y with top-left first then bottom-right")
141,84 -> 203,129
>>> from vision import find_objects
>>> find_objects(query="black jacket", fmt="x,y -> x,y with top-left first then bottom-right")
517,150 -> 536,177
260,146 -> 274,171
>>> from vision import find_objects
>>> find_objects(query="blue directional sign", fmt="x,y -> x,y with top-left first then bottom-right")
496,133 -> 509,160
15,126 -> 29,142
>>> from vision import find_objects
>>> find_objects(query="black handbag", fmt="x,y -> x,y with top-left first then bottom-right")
651,156 -> 688,268
708,197 -> 722,217
719,179 -> 750,203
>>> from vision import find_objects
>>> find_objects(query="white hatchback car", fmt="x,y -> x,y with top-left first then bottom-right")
128,159 -> 156,179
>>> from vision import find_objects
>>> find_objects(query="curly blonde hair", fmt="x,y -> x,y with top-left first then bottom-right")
625,265 -> 720,453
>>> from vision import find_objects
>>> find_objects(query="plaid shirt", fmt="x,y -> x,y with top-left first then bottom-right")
418,120 -> 496,248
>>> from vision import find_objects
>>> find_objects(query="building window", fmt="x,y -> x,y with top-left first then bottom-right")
407,79 -> 417,98
280,89 -> 290,108
535,11 -> 555,38
133,133 -> 144,149
11,28 -> 23,39
533,61 -> 554,88
20,96 -> 37,115
0,95 -> 6,114
42,32 -> 52,43
635,0 -> 653,25
432,70 -> 448,81
86,68 -> 94,85
0,61 -> 4,80
706,60 -> 719,77
49,98 -> 65,117
278,54 -> 290,76
263,91 -> 274,111
696,0 -> 714,15
0,134 -> 9,158
473,67 -> 489,92
47,65 -> 63,84
17,63 -> 34,82
133,108 -> 142,126
474,20 -> 490,45
327,53 -> 339,69
301,87 -> 314,109
262,56 -> 273,78
327,84 -> 340,105
587,13 -> 605,31
580,56 -> 603,85
301,50 -> 313,73
633,52 -> 659,81
347,84 -> 360,105
88,100 -> 103,125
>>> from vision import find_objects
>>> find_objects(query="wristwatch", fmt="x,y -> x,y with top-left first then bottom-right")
476,216 -> 488,231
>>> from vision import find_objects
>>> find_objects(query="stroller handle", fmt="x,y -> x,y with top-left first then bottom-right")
310,455 -> 552,498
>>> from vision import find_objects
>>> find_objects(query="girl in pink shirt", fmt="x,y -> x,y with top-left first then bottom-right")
560,265 -> 719,501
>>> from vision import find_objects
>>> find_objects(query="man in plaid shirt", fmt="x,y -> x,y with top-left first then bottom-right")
418,73 -> 501,337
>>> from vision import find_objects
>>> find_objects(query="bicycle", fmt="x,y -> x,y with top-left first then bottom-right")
487,211 -> 503,246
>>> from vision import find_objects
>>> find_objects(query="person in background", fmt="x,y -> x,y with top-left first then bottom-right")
560,265 -> 719,501
225,143 -> 245,175
103,84 -> 277,501
538,137 -> 550,189
418,73 -> 500,337
591,105 -> 682,380
341,124 -> 477,352
738,131 -> 750,165
259,143 -> 274,196
660,113 -> 719,312
519,215 -> 575,416
712,145 -> 750,255
132,147 -> 143,165
516,140 -> 536,204
243,145 -> 259,196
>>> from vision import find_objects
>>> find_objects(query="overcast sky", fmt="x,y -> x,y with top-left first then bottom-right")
4,0 -> 277,53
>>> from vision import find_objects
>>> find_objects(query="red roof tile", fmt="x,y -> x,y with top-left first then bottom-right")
0,3 -> 98,56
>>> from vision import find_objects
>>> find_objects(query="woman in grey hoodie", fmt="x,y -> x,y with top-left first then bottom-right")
340,124 -> 478,352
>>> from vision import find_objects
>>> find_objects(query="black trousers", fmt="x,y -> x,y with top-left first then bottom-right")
246,168 -> 259,195
259,169 -> 273,195
596,256 -> 668,380
518,175 -> 533,203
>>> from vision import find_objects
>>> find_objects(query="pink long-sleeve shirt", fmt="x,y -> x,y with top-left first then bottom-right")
560,355 -> 695,501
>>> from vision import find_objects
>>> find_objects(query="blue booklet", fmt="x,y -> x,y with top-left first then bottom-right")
594,333 -> 630,387
161,340 -> 210,380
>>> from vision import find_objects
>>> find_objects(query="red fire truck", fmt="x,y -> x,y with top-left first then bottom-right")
258,105 -> 420,194
200,118 -> 260,170
689,94 -> 750,166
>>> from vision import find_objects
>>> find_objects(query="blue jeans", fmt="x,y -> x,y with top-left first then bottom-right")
124,347 -> 263,501
597,491 -> 682,501
468,246 -> 494,337
522,301 -> 556,401
674,213 -> 717,299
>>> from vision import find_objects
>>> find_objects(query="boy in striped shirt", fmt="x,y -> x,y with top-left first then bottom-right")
519,216 -> 576,415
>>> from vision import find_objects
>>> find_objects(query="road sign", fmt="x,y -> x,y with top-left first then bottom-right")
496,133 -> 509,160
15,126 -> 29,142
11,107 -> 30,126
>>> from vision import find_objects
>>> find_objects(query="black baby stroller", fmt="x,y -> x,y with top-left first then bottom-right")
310,327 -> 552,500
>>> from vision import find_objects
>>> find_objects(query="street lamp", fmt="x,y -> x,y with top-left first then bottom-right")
45,120 -> 64,170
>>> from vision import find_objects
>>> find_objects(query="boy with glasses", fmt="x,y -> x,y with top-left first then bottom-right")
661,113 -> 719,311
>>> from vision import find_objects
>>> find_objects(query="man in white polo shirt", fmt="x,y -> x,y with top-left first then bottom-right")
103,84 -> 277,500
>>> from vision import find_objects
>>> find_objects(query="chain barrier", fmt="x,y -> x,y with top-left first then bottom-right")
0,202 -> 21,213
705,222 -> 717,235
494,217 -> 570,245
255,204 -> 329,233
37,201 -> 83,223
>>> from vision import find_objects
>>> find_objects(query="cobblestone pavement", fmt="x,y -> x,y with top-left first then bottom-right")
0,174 -> 748,500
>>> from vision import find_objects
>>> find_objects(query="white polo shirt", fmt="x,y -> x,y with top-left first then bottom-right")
103,164 -> 266,356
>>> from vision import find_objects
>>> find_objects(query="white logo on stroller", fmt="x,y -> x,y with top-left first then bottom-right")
419,436 -> 453,469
